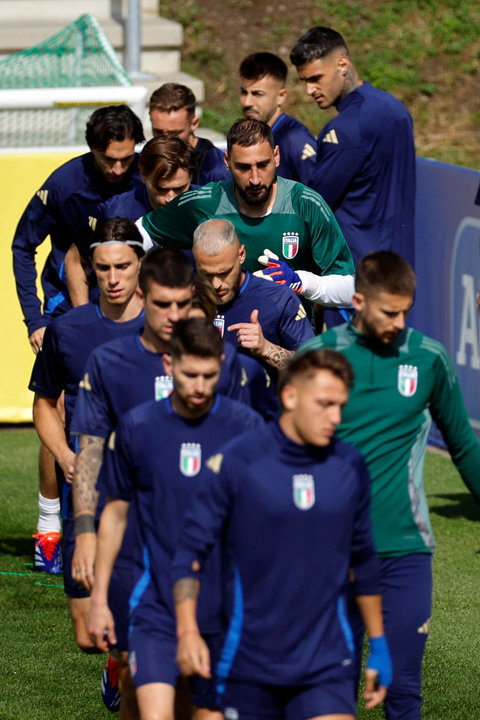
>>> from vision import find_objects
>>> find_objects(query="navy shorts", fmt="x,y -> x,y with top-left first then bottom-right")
129,607 -> 220,708
108,563 -> 135,651
221,666 -> 356,720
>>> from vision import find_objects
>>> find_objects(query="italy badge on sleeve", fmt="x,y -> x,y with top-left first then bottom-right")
397,365 -> 418,397
293,474 -> 315,510
282,232 -> 299,259
180,443 -> 202,477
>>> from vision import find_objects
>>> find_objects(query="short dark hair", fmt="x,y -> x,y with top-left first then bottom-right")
89,218 -> 145,259
149,83 -> 196,117
278,348 -> 354,399
139,247 -> 194,294
85,105 -> 145,151
138,136 -> 196,186
170,317 -> 223,361
226,118 -> 275,154
356,251 -> 416,298
239,52 -> 287,84
191,274 -> 218,322
290,27 -> 349,67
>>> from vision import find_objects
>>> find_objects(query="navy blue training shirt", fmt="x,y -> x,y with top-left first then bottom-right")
12,152 -> 142,334
173,420 -> 380,685
306,82 -> 416,266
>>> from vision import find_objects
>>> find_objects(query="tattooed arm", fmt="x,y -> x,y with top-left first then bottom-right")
228,309 -> 294,370
71,434 -> 106,591
173,576 -> 211,678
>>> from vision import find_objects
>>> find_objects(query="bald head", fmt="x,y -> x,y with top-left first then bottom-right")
192,219 -> 246,305
192,219 -> 239,256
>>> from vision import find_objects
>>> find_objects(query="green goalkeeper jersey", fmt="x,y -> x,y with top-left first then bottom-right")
301,322 -> 480,556
140,177 -> 354,277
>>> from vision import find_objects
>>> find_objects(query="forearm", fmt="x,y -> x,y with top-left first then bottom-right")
65,244 -> 89,307
356,594 -> 384,638
262,342 -> 294,370
73,435 -> 106,531
90,500 -> 128,602
173,577 -> 200,635
297,271 -> 355,306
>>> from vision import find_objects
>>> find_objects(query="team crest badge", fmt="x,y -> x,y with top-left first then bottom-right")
155,375 -> 173,400
397,365 -> 418,397
214,314 -> 225,337
293,474 -> 315,510
180,443 -> 202,477
282,232 -> 299,259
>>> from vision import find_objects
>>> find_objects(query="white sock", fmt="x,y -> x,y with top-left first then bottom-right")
37,493 -> 61,534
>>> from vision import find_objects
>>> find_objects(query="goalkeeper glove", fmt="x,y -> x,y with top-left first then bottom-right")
254,249 -> 303,293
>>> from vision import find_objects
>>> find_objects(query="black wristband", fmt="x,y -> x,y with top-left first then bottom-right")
74,514 -> 96,537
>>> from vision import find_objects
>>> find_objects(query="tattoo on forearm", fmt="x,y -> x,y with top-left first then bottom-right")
264,344 -> 294,369
72,435 -> 105,517
173,578 -> 200,605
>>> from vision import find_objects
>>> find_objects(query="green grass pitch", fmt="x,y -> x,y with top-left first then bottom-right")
1,428 -> 479,719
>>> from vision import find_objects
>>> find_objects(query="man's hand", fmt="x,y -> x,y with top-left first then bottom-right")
88,598 -> 117,652
29,326 -> 47,354
72,532 -> 97,592
176,631 -> 211,678
59,447 -> 76,483
363,635 -> 391,709
254,249 -> 303,293
227,309 -> 267,357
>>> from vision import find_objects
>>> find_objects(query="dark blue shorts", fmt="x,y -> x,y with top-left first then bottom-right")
221,666 -> 356,720
129,607 -> 220,708
108,563 -> 135,651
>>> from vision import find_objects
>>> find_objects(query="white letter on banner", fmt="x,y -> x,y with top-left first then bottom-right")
455,274 -> 480,369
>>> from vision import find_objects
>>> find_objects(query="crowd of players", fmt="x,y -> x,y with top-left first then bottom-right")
11,25 -> 480,720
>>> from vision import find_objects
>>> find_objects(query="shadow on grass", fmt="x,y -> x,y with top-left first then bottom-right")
429,492 -> 480,522
0,535 -> 35,559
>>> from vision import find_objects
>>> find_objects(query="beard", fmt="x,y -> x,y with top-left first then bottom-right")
236,176 -> 277,207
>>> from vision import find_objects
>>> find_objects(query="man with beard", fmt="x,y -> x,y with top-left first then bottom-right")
239,52 -> 316,183
299,251 -> 480,720
192,219 -> 314,370
136,119 -> 355,311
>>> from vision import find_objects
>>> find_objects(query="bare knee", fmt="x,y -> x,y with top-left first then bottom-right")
136,682 -> 175,720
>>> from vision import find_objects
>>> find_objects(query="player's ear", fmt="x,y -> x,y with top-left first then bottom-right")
277,87 -> 287,107
239,244 -> 247,264
352,292 -> 364,313
191,115 -> 200,134
273,145 -> 280,168
281,384 -> 297,411
338,55 -> 349,77
224,149 -> 231,172
136,286 -> 145,306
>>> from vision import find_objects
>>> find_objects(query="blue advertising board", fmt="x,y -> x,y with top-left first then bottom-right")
413,157 -> 480,441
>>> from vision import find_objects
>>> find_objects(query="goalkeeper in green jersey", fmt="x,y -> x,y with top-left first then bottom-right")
136,118 -> 355,311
